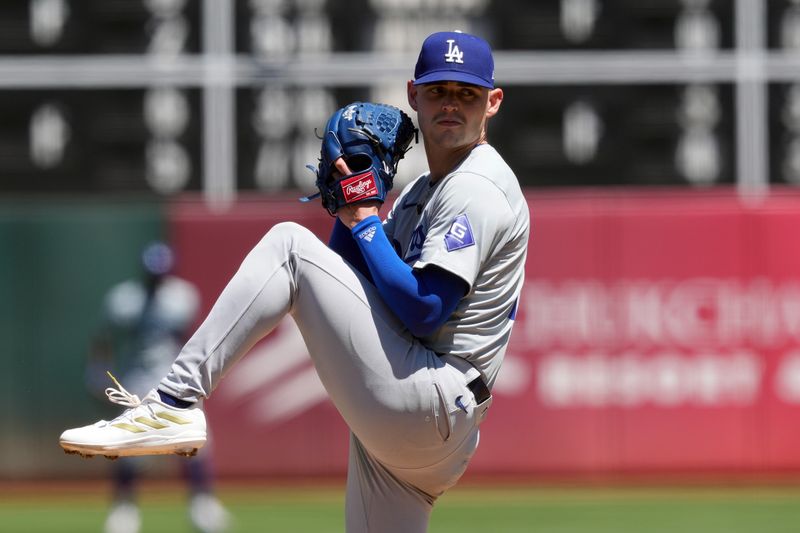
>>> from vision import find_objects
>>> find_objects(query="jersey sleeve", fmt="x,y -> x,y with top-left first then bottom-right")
351,216 -> 468,337
414,172 -> 513,289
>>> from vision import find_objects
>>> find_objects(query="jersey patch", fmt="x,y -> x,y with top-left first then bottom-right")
444,214 -> 475,252
340,171 -> 378,203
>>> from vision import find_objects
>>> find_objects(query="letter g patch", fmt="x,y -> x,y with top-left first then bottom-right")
444,214 -> 475,252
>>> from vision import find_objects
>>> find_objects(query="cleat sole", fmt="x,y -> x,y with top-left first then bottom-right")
60,438 -> 205,459
63,449 -> 93,458
175,448 -> 198,457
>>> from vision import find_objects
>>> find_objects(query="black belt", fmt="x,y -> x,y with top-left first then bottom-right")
467,376 -> 491,405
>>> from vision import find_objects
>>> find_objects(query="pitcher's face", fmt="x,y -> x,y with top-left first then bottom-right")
409,81 -> 501,151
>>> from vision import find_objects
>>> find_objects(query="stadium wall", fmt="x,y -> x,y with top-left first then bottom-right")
7,189 -> 800,480
169,189 -> 800,479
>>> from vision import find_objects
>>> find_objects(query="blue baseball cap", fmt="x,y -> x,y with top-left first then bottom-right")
413,31 -> 495,89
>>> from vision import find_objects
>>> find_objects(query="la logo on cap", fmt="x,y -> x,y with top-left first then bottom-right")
413,31 -> 494,89
444,39 -> 464,64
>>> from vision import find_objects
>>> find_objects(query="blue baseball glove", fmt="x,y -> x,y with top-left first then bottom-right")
303,102 -> 417,216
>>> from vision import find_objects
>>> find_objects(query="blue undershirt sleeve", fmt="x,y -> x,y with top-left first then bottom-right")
327,218 -> 373,282
351,215 -> 468,337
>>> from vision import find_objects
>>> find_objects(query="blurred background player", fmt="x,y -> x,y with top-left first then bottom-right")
85,241 -> 230,533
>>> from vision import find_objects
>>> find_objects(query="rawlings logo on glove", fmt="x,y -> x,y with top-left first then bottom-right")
301,102 -> 417,216
341,171 -> 378,203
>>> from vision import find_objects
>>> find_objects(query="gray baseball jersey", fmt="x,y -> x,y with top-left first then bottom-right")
158,142 -> 529,533
384,143 -> 529,388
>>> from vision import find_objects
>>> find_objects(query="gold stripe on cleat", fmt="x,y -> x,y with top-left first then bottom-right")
156,412 -> 191,425
134,417 -> 168,429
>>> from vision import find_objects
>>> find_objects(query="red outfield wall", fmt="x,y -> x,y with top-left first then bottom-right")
169,189 -> 800,478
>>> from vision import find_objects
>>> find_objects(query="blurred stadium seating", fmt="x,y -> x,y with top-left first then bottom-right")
1,0 -> 799,197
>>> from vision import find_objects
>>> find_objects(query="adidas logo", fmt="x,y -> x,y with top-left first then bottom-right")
358,226 -> 376,242
112,411 -> 191,434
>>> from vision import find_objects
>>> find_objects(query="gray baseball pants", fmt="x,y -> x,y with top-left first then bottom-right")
159,222 -> 491,532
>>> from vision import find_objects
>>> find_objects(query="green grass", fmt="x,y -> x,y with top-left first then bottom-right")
430,486 -> 800,533
3,483 -> 800,532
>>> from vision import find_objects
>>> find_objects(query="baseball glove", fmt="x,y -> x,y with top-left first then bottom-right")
302,102 -> 417,216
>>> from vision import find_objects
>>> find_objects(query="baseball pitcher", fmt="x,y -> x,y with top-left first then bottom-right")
61,31 -> 530,533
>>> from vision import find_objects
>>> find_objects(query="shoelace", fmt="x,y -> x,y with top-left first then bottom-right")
102,372 -> 162,426
104,371 -> 142,407
102,370 -> 166,424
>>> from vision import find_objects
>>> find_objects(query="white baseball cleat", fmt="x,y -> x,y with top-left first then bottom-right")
60,373 -> 206,458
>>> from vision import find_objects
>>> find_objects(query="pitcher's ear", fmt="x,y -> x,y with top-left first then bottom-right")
407,80 -> 419,111
486,87 -> 503,118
